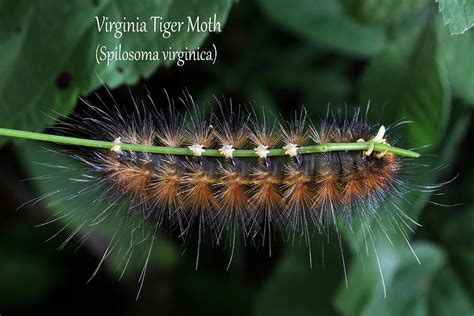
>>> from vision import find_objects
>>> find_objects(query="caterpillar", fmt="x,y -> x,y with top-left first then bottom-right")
0,89 -> 433,297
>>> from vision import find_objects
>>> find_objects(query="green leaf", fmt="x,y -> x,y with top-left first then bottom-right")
251,243 -> 342,316
359,26 -> 450,150
336,242 -> 472,316
0,222 -> 59,307
16,142 -> 180,278
341,0 -> 428,25
0,0 -> 232,139
437,16 -> 474,105
437,0 -> 474,35
441,206 -> 474,299
257,0 -> 386,57
0,253 -> 53,306
429,266 -> 473,316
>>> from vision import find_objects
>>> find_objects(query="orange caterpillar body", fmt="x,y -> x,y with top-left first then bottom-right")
28,90 -> 435,296
63,94 -> 409,260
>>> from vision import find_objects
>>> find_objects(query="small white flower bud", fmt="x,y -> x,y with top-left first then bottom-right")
188,143 -> 206,157
254,144 -> 270,159
219,144 -> 235,158
283,143 -> 298,157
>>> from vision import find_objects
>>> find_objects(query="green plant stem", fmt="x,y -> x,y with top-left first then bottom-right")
0,128 -> 420,158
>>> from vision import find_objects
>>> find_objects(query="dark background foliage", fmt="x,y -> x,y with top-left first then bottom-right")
0,0 -> 473,315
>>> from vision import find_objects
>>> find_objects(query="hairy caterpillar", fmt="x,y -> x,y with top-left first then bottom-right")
1,88 -> 435,298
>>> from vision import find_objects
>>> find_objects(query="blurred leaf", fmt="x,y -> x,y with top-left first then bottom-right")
359,25 -> 450,149
429,266 -> 473,315
0,253 -> 53,306
441,206 -> 474,300
436,106 -> 471,170
251,243 -> 343,316
258,0 -> 386,57
16,142 -> 179,279
0,0 -> 232,141
302,65 -> 353,112
336,241 -> 472,316
437,16 -> 474,105
245,83 -> 280,119
0,223 -> 55,307
335,241 -> 403,316
436,0 -> 474,35
341,0 -> 427,25
180,269 -> 254,316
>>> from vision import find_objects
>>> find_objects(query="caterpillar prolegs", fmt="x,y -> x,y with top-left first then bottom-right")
0,89 -> 433,296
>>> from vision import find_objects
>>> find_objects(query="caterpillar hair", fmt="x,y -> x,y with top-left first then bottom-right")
0,88 -> 441,298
